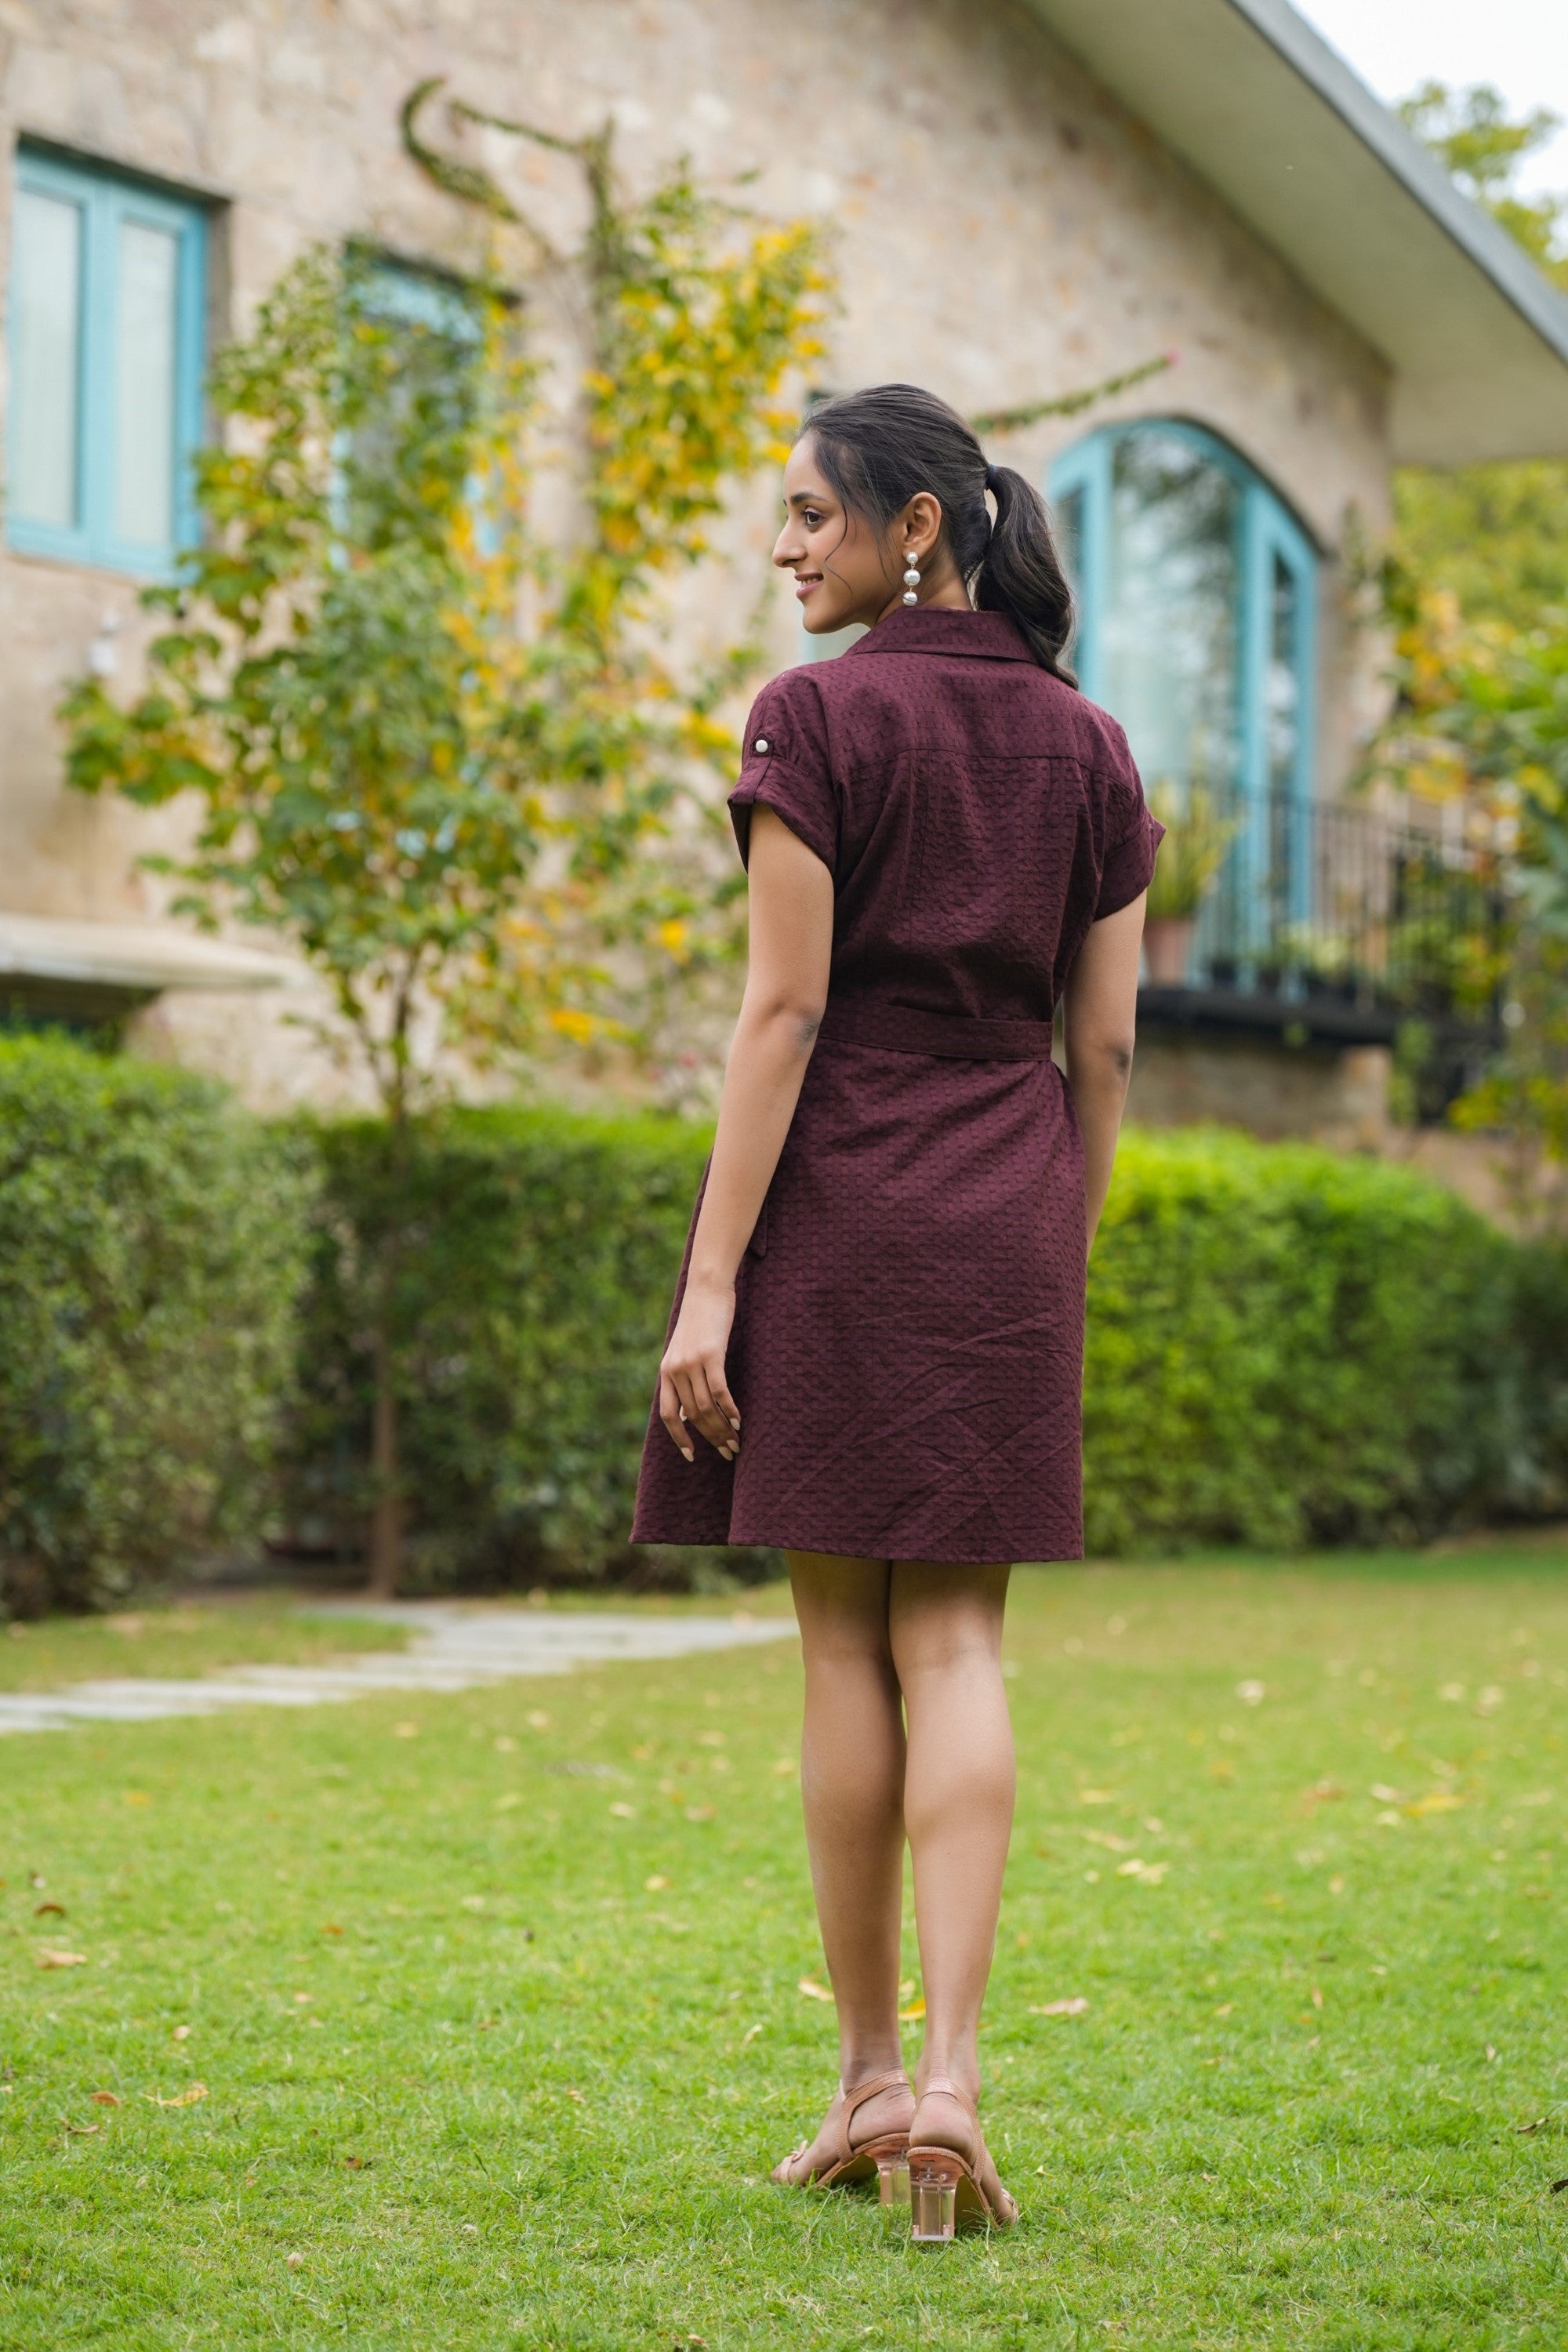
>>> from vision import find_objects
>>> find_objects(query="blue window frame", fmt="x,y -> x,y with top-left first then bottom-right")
1051,421 -> 1318,949
8,147 -> 208,574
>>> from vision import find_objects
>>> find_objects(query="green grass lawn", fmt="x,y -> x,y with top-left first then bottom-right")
2,1547 -> 1566,2350
0,1597 -> 410,1695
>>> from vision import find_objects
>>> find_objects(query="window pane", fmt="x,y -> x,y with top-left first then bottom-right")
1102,428 -> 1239,796
12,188 -> 83,528
1054,485 -> 1083,586
1267,550 -> 1300,795
112,217 -> 179,546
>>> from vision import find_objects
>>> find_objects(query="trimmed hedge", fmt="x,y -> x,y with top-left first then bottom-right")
6,1047 -> 1563,1609
291,1105 -> 1568,1579
0,1035 -> 314,1615
1083,1128 -> 1566,1553
285,1105 -> 722,1585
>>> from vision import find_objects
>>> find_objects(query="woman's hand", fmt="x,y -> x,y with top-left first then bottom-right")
659,1277 -> 741,1463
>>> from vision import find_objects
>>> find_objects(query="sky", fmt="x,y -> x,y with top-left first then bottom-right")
1292,0 -> 1568,200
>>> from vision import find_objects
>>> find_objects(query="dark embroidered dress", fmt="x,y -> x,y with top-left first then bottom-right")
631,606 -> 1162,1565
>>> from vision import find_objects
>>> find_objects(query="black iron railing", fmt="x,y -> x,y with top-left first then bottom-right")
1143,789 -> 1508,1038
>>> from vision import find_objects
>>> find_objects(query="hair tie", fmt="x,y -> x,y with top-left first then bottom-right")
984,461 -> 1001,493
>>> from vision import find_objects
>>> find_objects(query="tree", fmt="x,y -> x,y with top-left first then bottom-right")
1372,86 -> 1568,1210
1391,84 -> 1568,630
61,125 -> 832,1591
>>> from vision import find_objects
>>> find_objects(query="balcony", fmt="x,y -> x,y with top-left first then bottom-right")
1137,790 -> 1508,1114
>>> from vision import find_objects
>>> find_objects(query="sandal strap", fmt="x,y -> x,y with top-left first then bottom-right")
916,2074 -> 980,2129
826,2067 -> 913,2169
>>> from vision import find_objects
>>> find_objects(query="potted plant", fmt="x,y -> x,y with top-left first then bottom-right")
1143,782 -> 1235,985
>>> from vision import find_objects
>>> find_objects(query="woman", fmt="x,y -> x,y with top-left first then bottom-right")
631,384 -> 1159,2240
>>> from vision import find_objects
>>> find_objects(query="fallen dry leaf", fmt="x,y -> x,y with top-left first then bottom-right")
566,2086 -> 585,2104
1515,2118 -> 1546,2135
771,1757 -> 796,1777
36,1948 -> 87,1969
741,2022 -> 764,2045
145,2082 -> 209,2109
285,2250 -> 304,2268
61,2118 -> 99,2137
898,1978 -> 915,2000
1329,1875 -> 1346,1894
1077,1789 -> 1118,1806
1030,1996 -> 1089,2018
1301,1779 -> 1344,1806
797,1976 -> 834,2002
172,2025 -> 191,2042
898,1998 -> 926,2021
1475,1686 -> 1504,1717
1236,1680 -> 1265,1706
1086,1829 -> 1135,1853
644,1874 -> 670,1893
684,1805 -> 716,1823
1369,1784 -> 1405,1805
34,1900 -> 65,1918
1214,2002 -> 1234,2018
122,1791 -> 151,1806
525,1711 -> 551,1731
90,2091 -> 121,2107
393,1722 -> 420,1740
292,1991 -> 313,2005
608,1802 -> 636,1820
323,1924 -> 344,1936
343,2154 -> 364,2168
1405,1791 -> 1464,1817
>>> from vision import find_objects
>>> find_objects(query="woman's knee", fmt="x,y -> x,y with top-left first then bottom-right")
789,1552 -> 896,1679
887,1562 -> 1010,1682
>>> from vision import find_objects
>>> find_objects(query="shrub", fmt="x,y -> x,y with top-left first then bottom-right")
1084,1127 -> 1552,1552
0,1035 -> 314,1615
285,1103 -> 733,1586
291,1105 -> 1564,1579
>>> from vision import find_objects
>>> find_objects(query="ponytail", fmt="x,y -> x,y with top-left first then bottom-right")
977,461 -> 1076,684
799,383 -> 1077,685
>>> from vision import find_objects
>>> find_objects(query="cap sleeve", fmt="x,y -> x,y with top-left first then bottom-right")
1094,724 -> 1165,920
728,672 -> 839,874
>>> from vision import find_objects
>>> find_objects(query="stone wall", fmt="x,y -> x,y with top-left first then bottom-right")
1,0 -> 1393,1108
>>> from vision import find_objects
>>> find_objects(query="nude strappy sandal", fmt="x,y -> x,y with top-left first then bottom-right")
906,2076 -> 1018,2241
771,2067 -> 914,2208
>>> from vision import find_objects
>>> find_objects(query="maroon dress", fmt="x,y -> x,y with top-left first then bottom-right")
631,606 -> 1162,1564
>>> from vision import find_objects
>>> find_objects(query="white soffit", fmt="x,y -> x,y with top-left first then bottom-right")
1022,0 -> 1568,463
0,913 -> 299,994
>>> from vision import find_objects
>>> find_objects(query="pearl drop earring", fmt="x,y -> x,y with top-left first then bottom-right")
902,551 -> 921,607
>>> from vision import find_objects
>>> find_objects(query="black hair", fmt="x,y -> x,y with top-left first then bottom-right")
798,383 -> 1076,684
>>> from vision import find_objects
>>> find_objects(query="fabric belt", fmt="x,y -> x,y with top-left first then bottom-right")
817,1001 -> 1057,1061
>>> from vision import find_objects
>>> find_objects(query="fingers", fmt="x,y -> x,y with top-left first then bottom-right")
679,1361 -> 740,1458
659,1371 -> 694,1462
660,1357 -> 741,1461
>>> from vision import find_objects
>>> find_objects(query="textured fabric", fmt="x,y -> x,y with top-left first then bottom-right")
631,605 -> 1162,1564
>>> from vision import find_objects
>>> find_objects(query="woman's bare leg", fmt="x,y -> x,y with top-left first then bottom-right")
772,1550 -> 913,2181
891,1559 -> 1018,2214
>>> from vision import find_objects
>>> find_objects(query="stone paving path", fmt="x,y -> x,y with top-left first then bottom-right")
0,1602 -> 796,1735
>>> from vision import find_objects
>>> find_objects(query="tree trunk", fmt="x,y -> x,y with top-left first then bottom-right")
365,1324 -> 404,1599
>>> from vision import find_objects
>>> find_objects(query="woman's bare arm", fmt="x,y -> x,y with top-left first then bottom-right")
1061,893 -> 1146,1249
659,805 -> 835,1461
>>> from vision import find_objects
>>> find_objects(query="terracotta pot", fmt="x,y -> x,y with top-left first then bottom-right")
1143,916 -> 1196,985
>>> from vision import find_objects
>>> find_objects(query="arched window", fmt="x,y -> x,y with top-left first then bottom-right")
1050,418 -> 1317,821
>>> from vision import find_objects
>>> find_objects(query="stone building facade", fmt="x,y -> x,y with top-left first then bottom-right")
2,0 -> 1565,1128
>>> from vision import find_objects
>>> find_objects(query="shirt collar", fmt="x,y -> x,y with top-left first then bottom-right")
841,606 -> 1036,663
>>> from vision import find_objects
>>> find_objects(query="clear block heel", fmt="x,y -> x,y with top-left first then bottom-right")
906,2076 -> 1018,2239
909,2154 -> 960,2241
878,2152 -> 911,2209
